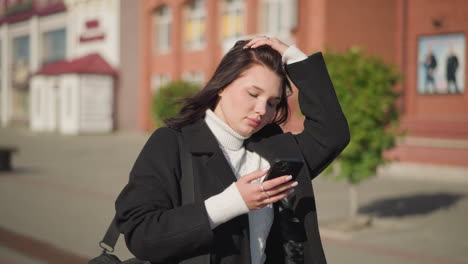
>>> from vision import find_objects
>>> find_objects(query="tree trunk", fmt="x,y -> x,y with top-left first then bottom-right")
348,182 -> 358,220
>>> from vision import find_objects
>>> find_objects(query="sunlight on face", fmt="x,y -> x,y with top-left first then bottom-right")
214,64 -> 282,137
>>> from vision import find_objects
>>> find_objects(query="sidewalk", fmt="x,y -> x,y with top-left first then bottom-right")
1,127 -> 467,264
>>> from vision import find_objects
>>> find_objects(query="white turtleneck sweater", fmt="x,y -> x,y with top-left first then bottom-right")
204,109 -> 273,264
203,45 -> 307,264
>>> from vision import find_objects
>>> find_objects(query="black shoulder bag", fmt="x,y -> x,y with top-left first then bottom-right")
89,132 -> 205,264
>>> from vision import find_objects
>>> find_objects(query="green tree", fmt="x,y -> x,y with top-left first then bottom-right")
323,47 -> 402,220
152,80 -> 200,127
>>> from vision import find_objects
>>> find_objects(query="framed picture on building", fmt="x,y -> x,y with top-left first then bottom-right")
417,33 -> 465,95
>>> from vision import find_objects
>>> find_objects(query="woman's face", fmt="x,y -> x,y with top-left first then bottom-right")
214,64 -> 282,137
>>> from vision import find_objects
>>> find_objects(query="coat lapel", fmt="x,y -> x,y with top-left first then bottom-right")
181,120 -> 238,191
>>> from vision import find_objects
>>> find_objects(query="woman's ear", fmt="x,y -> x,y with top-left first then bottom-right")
212,93 -> 222,109
217,88 -> 225,97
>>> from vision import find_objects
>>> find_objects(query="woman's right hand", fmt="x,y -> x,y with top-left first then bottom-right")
236,169 -> 297,210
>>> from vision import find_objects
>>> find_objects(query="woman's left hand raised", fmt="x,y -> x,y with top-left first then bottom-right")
244,36 -> 289,56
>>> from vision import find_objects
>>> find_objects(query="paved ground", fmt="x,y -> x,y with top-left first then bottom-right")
1,127 -> 468,264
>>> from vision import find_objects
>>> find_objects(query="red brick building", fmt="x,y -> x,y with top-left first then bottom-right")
386,0 -> 468,168
138,0 -> 468,168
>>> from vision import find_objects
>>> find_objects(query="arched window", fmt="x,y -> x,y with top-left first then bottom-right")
153,5 -> 172,54
261,0 -> 297,37
222,0 -> 244,40
185,0 -> 206,50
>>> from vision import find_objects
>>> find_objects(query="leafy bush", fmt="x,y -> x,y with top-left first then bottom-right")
324,47 -> 402,184
152,80 -> 200,127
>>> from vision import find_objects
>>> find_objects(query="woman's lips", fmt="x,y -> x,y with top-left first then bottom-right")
247,118 -> 261,127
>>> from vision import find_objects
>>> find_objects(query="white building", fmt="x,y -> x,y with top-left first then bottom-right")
30,54 -> 115,134
0,1 -> 68,127
0,0 -> 120,134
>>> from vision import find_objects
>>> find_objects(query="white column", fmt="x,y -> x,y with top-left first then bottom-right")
66,7 -> 76,60
267,0 -> 275,34
278,0 -> 296,44
286,0 -> 298,33
113,0 -> 120,67
0,24 -> 10,127
30,16 -> 40,72
29,16 -> 40,127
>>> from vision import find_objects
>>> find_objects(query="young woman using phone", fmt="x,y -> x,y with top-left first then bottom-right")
115,36 -> 350,264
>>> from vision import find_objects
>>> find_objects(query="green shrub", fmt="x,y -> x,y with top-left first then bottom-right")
152,80 -> 200,127
323,47 -> 402,184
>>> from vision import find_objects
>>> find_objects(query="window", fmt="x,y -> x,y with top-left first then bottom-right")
153,5 -> 172,54
185,0 -> 206,50
42,28 -> 66,65
11,35 -> 31,122
12,35 -> 30,87
151,74 -> 171,94
261,0 -> 297,36
182,71 -> 204,86
222,0 -> 244,40
0,1 -> 4,17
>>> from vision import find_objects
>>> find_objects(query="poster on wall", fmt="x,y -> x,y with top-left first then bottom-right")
417,33 -> 465,95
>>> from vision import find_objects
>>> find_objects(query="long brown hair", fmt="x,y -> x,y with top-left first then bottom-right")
165,39 -> 292,128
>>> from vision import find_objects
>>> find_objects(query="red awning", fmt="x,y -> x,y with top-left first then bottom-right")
36,54 -> 117,76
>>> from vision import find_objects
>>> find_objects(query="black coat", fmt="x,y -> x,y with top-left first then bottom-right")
115,52 -> 350,264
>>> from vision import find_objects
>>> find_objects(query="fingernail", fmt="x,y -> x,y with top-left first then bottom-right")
286,175 -> 292,181
288,189 -> 295,195
291,181 -> 298,187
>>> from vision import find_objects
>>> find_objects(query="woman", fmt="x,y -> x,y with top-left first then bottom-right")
115,36 -> 350,264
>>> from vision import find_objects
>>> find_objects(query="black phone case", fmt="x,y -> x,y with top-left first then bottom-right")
266,159 -> 304,180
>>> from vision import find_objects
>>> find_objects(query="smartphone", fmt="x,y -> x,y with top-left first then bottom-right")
265,158 -> 304,181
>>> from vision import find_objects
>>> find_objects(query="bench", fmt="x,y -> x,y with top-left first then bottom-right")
0,147 -> 17,171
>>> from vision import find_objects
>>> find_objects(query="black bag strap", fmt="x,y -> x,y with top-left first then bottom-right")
99,131 -> 194,253
99,217 -> 120,253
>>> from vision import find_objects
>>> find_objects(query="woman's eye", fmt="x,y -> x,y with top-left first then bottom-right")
268,101 -> 278,108
248,92 -> 258,97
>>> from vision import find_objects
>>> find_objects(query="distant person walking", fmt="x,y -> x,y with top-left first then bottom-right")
446,48 -> 460,93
